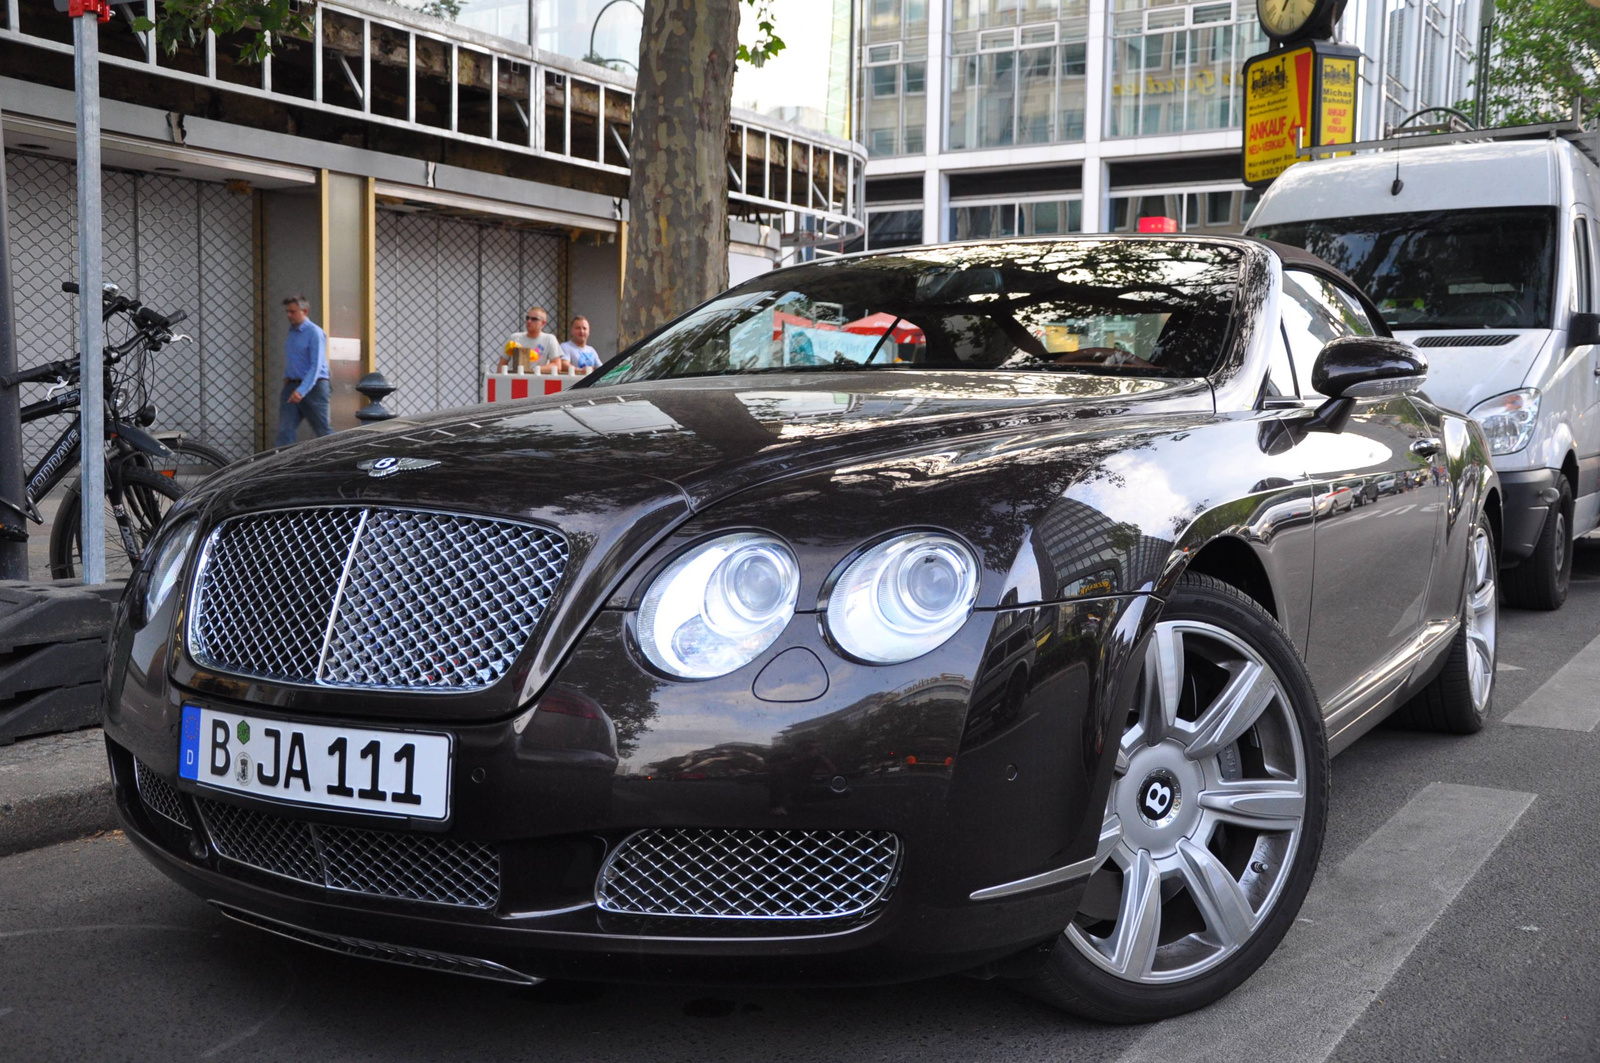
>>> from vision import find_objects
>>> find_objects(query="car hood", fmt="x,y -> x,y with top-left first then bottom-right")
177,371 -> 1211,718
201,371 -> 1213,514
1395,329 -> 1553,414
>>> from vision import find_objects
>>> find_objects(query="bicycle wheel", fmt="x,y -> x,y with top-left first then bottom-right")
50,465 -> 185,581
147,435 -> 231,494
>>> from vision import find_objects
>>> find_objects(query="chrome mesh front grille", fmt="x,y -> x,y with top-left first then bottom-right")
195,797 -> 500,909
596,828 -> 901,920
133,759 -> 191,829
188,506 -> 568,691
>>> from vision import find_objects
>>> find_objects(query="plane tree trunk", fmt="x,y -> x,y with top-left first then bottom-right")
620,0 -> 738,349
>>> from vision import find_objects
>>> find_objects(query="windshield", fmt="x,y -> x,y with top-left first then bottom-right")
591,241 -> 1245,386
1254,207 -> 1557,330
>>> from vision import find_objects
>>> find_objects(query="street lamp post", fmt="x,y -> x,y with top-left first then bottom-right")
68,0 -> 111,585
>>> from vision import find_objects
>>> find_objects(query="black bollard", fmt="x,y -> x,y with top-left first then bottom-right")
355,371 -> 397,422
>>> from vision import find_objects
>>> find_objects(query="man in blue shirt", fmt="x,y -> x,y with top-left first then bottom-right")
559,315 -> 603,371
277,294 -> 333,446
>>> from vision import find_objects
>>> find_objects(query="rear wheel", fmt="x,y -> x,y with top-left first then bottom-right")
1391,512 -> 1497,733
1503,476 -> 1572,610
1012,574 -> 1328,1023
49,465 -> 184,581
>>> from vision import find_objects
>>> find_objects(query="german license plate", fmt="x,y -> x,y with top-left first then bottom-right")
178,705 -> 452,820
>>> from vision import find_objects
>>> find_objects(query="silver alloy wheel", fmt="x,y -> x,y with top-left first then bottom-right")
1066,620 -> 1306,984
1464,524 -> 1498,713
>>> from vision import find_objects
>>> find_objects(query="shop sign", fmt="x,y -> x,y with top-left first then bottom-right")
1241,41 -> 1361,188
1318,54 -> 1357,151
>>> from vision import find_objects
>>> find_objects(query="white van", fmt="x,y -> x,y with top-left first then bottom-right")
1247,137 -> 1600,609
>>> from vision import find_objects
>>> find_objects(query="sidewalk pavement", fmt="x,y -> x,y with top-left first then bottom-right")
0,727 -> 116,856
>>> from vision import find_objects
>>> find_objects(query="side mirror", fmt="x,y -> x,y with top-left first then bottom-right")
1569,311 -> 1600,347
1305,336 -> 1428,433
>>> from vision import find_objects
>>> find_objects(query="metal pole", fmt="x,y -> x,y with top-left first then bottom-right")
0,106 -> 28,580
1474,0 -> 1496,129
74,11 -> 106,585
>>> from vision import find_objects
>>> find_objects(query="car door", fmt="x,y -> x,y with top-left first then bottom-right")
1280,270 -> 1445,707
1569,212 -> 1600,533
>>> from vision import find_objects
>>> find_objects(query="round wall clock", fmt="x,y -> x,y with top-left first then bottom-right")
1257,0 -> 1347,43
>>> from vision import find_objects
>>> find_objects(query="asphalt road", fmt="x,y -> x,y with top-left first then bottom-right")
6,547 -> 1600,1062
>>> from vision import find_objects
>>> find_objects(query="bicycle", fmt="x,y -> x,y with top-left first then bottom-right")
1,283 -> 195,580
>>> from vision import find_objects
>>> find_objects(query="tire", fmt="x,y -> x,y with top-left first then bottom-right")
1503,476 -> 1572,610
1012,573 -> 1329,1023
50,465 -> 185,581
1391,511 -> 1497,734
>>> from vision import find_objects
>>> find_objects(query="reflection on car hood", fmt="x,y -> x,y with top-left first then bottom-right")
200,371 -> 1212,516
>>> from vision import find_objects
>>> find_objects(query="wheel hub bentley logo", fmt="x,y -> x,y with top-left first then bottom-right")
357,456 -> 440,478
1138,769 -> 1181,825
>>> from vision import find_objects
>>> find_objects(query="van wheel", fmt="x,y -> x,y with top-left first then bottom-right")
1503,476 -> 1572,611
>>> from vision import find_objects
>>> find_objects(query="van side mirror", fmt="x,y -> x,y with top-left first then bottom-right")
1569,312 -> 1600,347
1305,336 -> 1428,433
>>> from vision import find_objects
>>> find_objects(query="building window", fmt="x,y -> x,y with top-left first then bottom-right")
1107,4 -> 1267,139
949,197 -> 1084,240
867,208 -> 925,249
904,61 -> 927,94
861,2 -> 930,158
1107,187 -> 1253,234
947,0 -> 1089,151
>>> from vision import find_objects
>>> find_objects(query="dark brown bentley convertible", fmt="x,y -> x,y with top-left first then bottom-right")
106,237 -> 1499,1022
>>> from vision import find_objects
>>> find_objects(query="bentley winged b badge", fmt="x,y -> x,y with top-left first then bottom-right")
357,456 -> 441,478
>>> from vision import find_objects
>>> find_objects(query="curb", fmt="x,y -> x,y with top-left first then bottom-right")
0,727 -> 117,857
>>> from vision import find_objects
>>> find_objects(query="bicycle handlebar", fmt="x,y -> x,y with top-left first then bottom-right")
0,359 -> 75,389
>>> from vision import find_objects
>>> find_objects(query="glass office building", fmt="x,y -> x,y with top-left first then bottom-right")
857,0 -> 1483,248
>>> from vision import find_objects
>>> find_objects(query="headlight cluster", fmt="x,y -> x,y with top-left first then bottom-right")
637,530 -> 979,679
826,533 -> 980,664
142,517 -> 199,619
1470,388 -> 1540,455
638,533 -> 800,679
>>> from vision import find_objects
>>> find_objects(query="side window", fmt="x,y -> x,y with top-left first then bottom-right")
1326,283 -> 1378,336
1573,217 -> 1594,314
1263,320 -> 1299,400
1280,271 -> 1357,399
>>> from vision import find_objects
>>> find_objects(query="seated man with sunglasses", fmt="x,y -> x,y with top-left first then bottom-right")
500,306 -> 562,373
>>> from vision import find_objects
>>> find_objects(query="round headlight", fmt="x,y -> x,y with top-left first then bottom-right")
637,533 -> 799,679
143,518 -> 199,619
826,532 -> 979,663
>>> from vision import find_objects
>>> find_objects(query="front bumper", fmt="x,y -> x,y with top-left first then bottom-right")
105,598 -> 1144,986
1497,468 -> 1561,563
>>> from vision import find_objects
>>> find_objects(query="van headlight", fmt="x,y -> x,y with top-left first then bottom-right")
825,532 -> 979,663
1470,388 -> 1540,455
637,533 -> 799,679
143,517 -> 199,619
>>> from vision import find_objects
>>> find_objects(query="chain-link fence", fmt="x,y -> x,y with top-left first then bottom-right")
374,209 -> 566,420
4,152 -> 257,467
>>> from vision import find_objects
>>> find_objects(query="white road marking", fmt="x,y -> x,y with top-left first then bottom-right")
1114,782 -> 1534,1063
1495,663 -> 1524,673
1502,630 -> 1600,731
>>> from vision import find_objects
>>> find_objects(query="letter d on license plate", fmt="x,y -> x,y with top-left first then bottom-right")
179,706 -> 452,820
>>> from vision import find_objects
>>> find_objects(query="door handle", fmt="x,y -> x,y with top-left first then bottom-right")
1410,437 -> 1443,457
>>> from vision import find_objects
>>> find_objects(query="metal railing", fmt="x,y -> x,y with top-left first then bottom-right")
2,0 -> 866,246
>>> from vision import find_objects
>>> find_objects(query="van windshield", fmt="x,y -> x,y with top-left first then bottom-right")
1254,207 -> 1557,330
